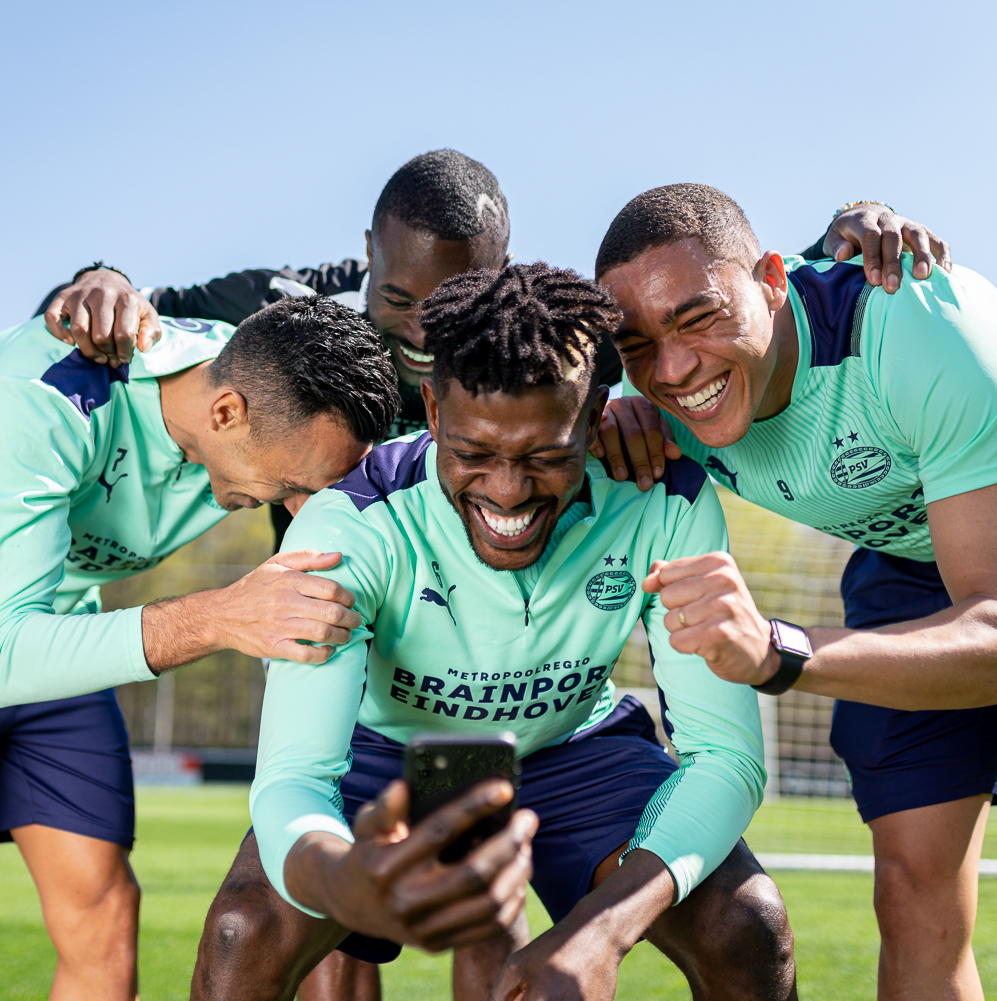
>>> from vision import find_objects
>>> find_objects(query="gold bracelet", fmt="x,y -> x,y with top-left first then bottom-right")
833,200 -> 896,219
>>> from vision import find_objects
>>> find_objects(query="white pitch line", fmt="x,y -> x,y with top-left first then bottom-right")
757,854 -> 997,876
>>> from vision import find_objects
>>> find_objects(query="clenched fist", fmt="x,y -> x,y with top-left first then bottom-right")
642,552 -> 781,686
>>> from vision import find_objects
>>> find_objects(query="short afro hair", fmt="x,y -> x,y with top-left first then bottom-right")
420,262 -> 622,398
210,296 -> 400,443
373,149 -> 509,253
595,183 -> 761,279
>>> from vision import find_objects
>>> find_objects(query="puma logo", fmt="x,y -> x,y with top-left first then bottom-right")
420,585 -> 457,626
98,448 -> 129,502
705,456 -> 739,495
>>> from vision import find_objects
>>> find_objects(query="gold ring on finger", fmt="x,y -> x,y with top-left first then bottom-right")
677,608 -> 687,628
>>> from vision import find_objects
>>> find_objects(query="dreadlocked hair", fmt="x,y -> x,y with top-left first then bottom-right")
420,262 -> 622,397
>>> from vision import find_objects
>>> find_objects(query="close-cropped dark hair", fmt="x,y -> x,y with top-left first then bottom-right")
373,149 -> 509,252
595,183 -> 761,279
420,262 -> 622,397
210,296 -> 400,443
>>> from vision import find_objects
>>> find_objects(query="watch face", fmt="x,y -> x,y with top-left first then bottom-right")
771,619 -> 813,658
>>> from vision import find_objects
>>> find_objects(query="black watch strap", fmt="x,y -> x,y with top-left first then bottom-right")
751,619 -> 812,696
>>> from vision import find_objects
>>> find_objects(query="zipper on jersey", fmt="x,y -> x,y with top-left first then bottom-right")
524,598 -> 530,627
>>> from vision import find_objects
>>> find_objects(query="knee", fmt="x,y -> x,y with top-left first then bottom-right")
873,854 -> 939,941
711,872 -> 794,966
57,863 -> 140,936
207,897 -> 280,959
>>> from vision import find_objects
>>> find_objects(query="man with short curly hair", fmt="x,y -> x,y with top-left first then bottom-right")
212,263 -> 798,1001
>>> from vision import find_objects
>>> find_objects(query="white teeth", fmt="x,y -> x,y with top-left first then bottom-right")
479,506 -> 536,537
676,374 -> 729,412
398,342 -> 434,364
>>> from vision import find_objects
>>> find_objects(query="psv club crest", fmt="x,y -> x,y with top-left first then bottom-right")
829,446 -> 891,490
585,570 -> 636,611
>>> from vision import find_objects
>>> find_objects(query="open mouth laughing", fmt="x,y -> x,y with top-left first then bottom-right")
395,340 -> 434,369
469,500 -> 552,548
672,372 -> 730,415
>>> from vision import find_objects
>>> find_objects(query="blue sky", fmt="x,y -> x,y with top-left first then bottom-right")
1,0 -> 994,328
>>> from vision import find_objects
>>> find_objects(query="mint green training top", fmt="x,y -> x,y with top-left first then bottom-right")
625,256 -> 997,559
250,433 -> 766,914
0,315 -> 236,707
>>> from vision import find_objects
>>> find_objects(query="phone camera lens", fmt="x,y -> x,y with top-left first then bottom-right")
434,754 -> 448,770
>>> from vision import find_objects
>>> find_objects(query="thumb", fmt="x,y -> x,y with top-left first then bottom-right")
825,231 -> 857,262
135,310 -> 163,353
641,560 -> 668,593
268,549 -> 344,572
354,780 -> 410,841
44,297 -> 74,344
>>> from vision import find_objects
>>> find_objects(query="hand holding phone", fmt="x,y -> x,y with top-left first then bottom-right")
406,732 -> 520,862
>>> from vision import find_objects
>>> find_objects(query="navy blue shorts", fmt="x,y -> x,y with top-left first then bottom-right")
830,549 -> 997,823
335,695 -> 674,963
0,690 -> 134,848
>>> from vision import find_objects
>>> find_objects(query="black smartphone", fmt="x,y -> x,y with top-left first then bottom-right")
405,732 -> 520,863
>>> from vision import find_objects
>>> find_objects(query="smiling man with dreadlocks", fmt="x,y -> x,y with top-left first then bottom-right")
217,262 -> 800,1001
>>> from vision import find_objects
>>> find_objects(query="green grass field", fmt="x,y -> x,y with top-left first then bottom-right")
3,786 -> 997,1000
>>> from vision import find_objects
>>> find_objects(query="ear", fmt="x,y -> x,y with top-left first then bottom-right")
209,388 -> 251,435
365,229 -> 374,270
421,378 -> 441,441
585,384 -> 611,450
753,252 -> 789,314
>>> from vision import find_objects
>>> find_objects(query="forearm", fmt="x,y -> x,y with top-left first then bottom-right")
0,606 -> 152,707
797,596 -> 997,710
140,590 -> 228,673
284,831 -> 355,924
555,848 -> 676,955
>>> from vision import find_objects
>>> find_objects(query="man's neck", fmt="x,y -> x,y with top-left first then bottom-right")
156,362 -> 212,464
755,300 -> 799,422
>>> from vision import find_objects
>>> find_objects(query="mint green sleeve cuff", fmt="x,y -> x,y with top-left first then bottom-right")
249,776 -> 354,917
626,748 -> 764,902
0,605 -> 154,708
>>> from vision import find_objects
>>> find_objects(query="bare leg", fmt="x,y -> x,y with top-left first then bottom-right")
297,952 -> 381,1001
592,838 -> 797,1001
870,793 -> 990,1001
451,908 -> 530,1001
12,824 -> 140,1001
191,832 -> 347,1001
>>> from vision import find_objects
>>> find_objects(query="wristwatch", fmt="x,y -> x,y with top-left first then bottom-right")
751,619 -> 812,696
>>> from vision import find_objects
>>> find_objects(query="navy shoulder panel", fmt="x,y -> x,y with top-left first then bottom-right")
663,454 -> 707,504
333,433 -> 432,512
597,451 -> 706,504
40,349 -> 129,420
788,262 -> 870,367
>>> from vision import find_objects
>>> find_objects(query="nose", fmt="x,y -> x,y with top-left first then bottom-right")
400,316 -> 426,347
483,461 -> 533,513
284,493 -> 308,517
653,338 -> 699,389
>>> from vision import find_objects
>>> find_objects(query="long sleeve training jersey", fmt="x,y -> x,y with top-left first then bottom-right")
251,433 -> 765,914
0,315 -> 236,707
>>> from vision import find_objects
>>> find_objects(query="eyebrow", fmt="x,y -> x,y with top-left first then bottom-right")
612,292 -> 723,342
377,283 -> 417,300
281,481 -> 317,495
449,433 -> 574,455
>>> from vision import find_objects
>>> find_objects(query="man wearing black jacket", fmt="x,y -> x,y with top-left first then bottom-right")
40,148 -> 626,552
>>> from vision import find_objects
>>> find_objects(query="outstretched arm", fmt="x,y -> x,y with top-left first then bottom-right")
642,484 -> 997,710
38,260 -> 364,367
